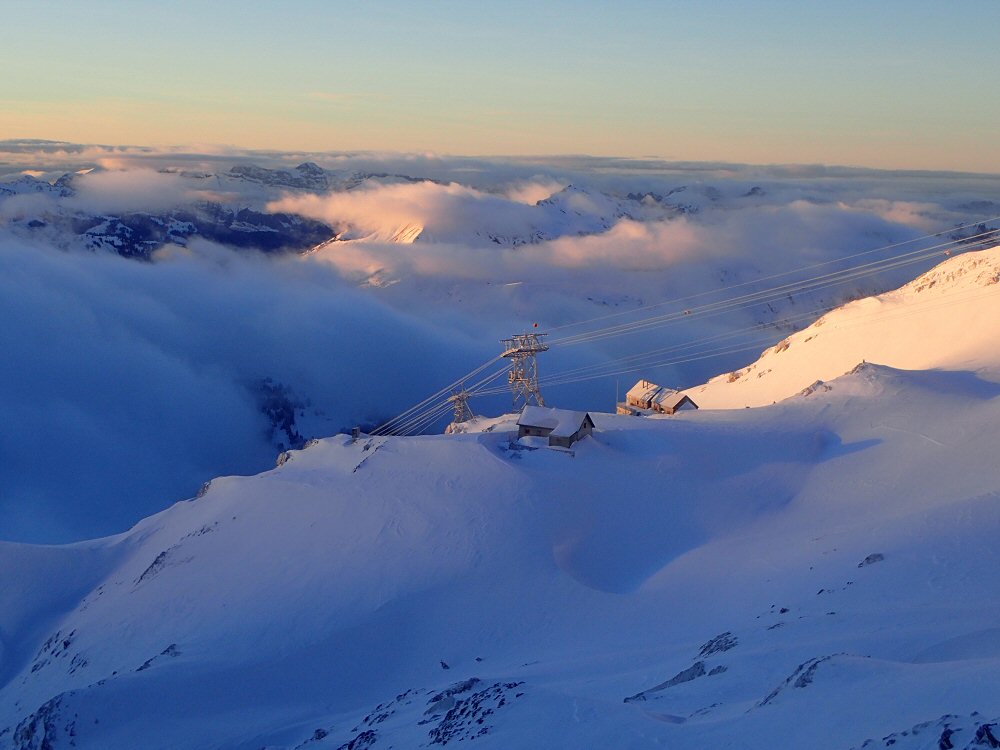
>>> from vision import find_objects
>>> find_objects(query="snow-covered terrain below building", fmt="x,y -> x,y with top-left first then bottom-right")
3,249 -> 1000,747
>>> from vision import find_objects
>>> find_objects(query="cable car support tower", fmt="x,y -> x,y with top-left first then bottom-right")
447,387 -> 474,424
501,331 -> 549,409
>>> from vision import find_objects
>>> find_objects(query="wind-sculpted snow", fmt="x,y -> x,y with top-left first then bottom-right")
2,362 -> 1000,748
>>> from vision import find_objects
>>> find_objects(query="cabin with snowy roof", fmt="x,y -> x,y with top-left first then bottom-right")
625,379 -> 661,410
618,379 -> 698,416
516,406 -> 595,449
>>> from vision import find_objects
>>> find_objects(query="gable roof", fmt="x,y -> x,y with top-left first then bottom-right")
627,379 -> 697,411
626,379 -> 661,403
651,388 -> 689,410
517,405 -> 593,437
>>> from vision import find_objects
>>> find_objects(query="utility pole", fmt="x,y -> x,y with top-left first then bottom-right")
500,331 -> 549,410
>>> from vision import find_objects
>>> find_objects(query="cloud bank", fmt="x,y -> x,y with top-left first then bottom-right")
271,179 -> 957,286
66,169 -> 197,214
0,235 -> 489,543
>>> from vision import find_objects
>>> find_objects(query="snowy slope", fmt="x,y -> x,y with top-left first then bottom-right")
686,245 -> 1000,408
2,361 -> 1000,749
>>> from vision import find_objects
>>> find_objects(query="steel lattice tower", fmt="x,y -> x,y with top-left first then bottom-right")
500,332 -> 549,409
447,388 -> 474,424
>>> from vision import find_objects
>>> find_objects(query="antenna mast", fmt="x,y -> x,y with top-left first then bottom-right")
500,331 -> 549,409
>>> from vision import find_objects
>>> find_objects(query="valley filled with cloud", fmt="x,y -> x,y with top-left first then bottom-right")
3,141 -> 999,542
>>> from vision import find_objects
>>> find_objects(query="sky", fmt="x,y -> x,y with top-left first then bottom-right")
4,0 -> 1000,172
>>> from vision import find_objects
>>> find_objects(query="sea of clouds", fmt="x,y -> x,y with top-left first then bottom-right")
2,141 -> 999,542
0,231 -> 486,542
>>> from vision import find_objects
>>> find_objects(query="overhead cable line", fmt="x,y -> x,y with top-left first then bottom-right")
471,281 -> 1000,396
371,354 -> 504,435
376,216 -> 1000,435
390,365 -> 509,436
546,216 -> 1000,336
550,228 -> 997,348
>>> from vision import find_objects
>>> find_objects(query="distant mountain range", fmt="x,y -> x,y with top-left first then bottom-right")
1,168 -> 333,258
0,164 -> 756,259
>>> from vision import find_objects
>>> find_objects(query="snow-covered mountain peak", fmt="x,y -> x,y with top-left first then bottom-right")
226,162 -> 330,191
903,246 -> 1000,293
336,220 -> 426,244
686,245 -> 1000,409
0,174 -> 73,198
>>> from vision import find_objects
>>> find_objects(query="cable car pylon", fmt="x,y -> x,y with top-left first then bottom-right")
500,330 -> 548,409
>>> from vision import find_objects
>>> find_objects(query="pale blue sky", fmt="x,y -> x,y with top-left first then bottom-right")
4,0 -> 999,171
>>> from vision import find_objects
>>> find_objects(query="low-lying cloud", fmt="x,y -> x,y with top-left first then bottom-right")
0,235 -> 489,543
67,168 -> 197,214
267,180 -> 566,244
272,179 -> 950,285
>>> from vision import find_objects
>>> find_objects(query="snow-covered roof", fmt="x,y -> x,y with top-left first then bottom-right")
651,389 -> 691,410
628,380 -> 695,410
517,405 -> 593,437
626,379 -> 661,403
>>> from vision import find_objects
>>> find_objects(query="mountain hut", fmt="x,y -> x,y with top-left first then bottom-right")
625,379 -> 662,410
618,379 -> 698,416
517,405 -> 595,449
650,389 -> 698,415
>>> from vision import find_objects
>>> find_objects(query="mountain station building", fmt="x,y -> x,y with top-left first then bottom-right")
517,406 -> 595,449
618,379 -> 698,416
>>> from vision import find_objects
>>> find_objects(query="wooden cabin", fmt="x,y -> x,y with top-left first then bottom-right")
517,405 -> 595,449
625,379 -> 662,410
619,379 -> 698,416
650,389 -> 698,415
